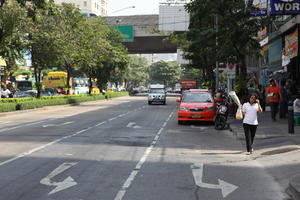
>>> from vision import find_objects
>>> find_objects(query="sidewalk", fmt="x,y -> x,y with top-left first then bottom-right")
229,109 -> 300,139
228,108 -> 300,200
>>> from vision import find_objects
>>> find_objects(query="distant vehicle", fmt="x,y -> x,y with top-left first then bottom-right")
14,89 -> 33,98
72,78 -> 89,94
16,80 -> 33,91
176,90 -> 216,124
43,71 -> 70,94
148,84 -> 166,105
180,79 -> 197,91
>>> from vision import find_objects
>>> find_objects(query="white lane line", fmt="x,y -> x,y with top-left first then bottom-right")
0,120 -> 53,133
0,126 -> 94,167
113,111 -> 174,200
109,117 -> 118,121
0,111 -> 129,167
0,126 -> 22,133
162,122 -> 167,127
43,121 -> 75,128
118,114 -> 126,118
25,120 -> 47,126
95,121 -> 107,127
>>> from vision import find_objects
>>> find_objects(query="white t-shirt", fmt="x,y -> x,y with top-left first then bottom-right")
242,102 -> 259,125
294,98 -> 300,113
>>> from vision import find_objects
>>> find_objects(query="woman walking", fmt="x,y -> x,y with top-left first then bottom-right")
242,94 -> 263,155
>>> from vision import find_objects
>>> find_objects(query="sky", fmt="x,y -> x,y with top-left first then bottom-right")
108,0 -> 160,16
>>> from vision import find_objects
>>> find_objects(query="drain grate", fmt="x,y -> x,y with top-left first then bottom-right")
261,147 -> 300,156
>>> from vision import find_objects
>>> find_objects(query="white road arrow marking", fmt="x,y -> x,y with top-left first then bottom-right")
43,121 -> 74,128
126,122 -> 141,129
126,122 -> 136,128
191,163 -> 238,198
40,162 -> 78,195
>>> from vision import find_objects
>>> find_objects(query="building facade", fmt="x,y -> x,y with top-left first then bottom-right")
54,0 -> 107,16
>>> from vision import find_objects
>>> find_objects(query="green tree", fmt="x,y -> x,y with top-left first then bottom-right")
25,1 -> 63,97
0,1 -> 27,80
124,55 -> 149,89
170,0 -> 267,90
75,17 -> 129,94
54,3 -> 85,93
148,61 -> 182,87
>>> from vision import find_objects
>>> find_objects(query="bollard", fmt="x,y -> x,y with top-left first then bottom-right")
288,102 -> 294,134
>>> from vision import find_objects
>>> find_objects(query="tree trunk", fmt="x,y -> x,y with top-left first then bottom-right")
32,50 -> 41,98
65,60 -> 72,95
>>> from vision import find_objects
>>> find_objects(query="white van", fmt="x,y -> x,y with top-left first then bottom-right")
148,84 -> 166,105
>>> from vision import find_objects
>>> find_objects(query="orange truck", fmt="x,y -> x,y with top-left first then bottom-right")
180,79 -> 197,91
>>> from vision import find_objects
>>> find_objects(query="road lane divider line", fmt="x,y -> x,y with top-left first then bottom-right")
95,121 -> 107,127
109,117 -> 118,121
113,111 -> 174,200
0,111 -> 131,167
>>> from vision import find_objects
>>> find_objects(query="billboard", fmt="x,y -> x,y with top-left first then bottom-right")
117,26 -> 134,42
247,0 -> 268,16
285,28 -> 298,58
270,0 -> 300,15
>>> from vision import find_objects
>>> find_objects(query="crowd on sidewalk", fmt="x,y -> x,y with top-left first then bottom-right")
226,78 -> 300,155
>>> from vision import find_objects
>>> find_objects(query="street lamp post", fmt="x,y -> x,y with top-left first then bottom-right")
215,14 -> 219,90
111,6 -> 135,15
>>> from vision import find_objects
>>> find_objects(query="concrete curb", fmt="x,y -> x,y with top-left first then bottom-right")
288,175 -> 300,200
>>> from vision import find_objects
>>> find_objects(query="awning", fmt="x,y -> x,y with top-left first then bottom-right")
0,57 -> 6,66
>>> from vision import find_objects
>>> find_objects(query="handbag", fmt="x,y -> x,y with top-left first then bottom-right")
235,107 -> 243,120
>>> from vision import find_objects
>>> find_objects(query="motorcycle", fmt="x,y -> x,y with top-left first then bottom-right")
214,98 -> 229,130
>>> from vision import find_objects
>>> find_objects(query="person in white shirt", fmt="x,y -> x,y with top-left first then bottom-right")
242,94 -> 263,155
294,96 -> 300,116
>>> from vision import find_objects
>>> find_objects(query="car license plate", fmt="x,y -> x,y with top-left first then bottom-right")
191,114 -> 201,119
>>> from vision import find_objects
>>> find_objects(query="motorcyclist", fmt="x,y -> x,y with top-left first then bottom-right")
214,92 -> 229,130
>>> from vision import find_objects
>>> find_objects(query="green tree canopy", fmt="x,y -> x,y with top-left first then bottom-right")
148,61 -> 182,87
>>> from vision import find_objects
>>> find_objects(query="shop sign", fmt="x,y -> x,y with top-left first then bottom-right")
270,0 -> 300,15
285,28 -> 298,58
259,37 -> 268,47
226,63 -> 236,79
247,0 -> 268,16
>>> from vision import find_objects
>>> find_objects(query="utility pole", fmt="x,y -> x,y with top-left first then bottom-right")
215,14 -> 219,90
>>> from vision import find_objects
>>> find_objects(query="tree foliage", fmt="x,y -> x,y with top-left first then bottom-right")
170,0 -> 268,89
148,61 -> 182,87
0,1 -> 27,75
124,55 -> 149,89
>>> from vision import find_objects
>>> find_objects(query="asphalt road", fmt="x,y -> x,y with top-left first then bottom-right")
0,96 -> 289,200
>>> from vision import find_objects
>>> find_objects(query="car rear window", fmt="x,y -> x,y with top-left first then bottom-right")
182,93 -> 213,103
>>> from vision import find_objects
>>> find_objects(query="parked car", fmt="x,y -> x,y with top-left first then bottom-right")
176,89 -> 216,124
14,90 -> 33,98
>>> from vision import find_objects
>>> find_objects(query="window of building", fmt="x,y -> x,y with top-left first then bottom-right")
84,1 -> 87,7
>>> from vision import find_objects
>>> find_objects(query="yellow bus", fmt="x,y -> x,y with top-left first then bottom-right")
43,71 -> 71,94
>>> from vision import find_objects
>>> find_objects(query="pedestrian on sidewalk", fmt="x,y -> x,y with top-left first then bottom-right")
266,79 -> 281,121
242,94 -> 263,155
294,95 -> 300,116
280,80 -> 288,118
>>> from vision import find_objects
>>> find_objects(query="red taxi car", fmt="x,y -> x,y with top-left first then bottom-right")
176,90 -> 216,124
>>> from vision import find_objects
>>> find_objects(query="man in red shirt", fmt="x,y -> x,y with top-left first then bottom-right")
266,79 -> 282,121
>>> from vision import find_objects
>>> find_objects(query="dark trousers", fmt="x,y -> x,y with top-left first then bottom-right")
243,123 -> 257,152
270,102 -> 279,120
279,100 -> 288,118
